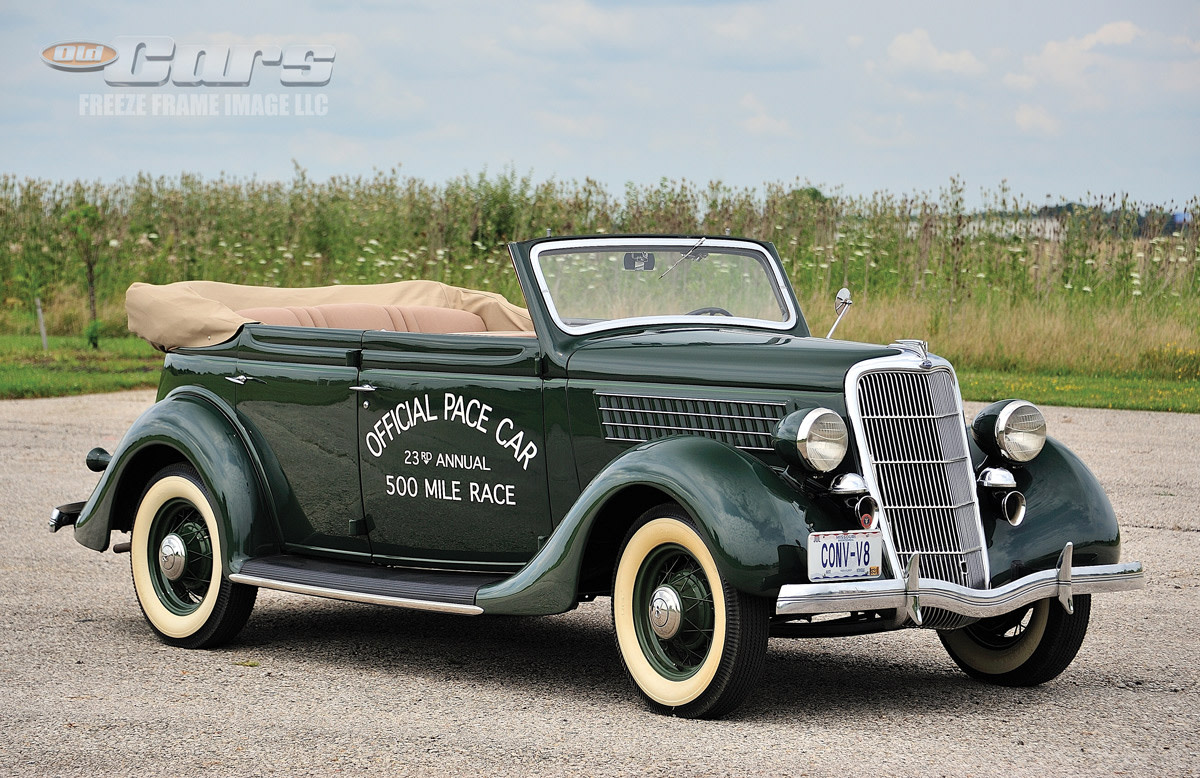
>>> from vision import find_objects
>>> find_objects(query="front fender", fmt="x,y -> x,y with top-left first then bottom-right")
978,436 -> 1122,586
72,387 -> 280,571
476,436 -> 837,615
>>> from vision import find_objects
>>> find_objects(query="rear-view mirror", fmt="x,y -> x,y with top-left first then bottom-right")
623,252 -> 655,271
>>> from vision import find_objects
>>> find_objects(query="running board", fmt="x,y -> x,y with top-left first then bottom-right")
230,555 -> 507,615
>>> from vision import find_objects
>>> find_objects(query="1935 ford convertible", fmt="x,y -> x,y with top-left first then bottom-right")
51,234 -> 1144,718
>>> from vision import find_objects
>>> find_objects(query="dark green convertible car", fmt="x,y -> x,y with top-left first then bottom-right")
52,234 -> 1143,718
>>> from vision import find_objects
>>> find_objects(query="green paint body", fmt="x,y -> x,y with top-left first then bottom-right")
70,235 -> 1124,616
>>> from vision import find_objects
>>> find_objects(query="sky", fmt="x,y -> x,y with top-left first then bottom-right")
3,1 -> 1198,210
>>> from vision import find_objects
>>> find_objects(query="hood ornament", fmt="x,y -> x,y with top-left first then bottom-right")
890,339 -> 933,369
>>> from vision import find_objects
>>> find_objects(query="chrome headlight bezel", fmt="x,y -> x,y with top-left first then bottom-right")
775,407 -> 849,473
973,399 -> 1047,464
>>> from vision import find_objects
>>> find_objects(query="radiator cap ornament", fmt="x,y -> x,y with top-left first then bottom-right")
890,339 -> 932,369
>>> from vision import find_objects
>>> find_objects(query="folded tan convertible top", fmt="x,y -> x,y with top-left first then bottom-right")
126,279 -> 534,351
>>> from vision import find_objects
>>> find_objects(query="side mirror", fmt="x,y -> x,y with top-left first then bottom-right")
835,287 -> 852,314
826,287 -> 853,339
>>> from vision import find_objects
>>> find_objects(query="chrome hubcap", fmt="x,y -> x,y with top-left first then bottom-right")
158,533 -> 188,581
648,585 -> 683,639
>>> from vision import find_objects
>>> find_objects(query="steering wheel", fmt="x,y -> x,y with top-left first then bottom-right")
686,307 -> 733,317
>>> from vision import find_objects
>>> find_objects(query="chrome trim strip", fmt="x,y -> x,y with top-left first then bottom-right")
603,435 -> 774,452
600,409 -> 781,422
857,411 -> 961,421
602,423 -> 773,437
229,573 -> 484,615
775,558 -> 1144,621
597,391 -> 789,408
870,456 -> 972,466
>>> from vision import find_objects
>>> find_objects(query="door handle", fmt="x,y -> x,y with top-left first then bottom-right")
225,375 -> 264,385
350,384 -> 376,392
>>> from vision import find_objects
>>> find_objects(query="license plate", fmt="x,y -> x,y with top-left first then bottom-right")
807,530 -> 883,581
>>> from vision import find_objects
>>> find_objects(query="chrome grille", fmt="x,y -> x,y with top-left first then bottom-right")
853,369 -> 986,626
597,393 -> 785,452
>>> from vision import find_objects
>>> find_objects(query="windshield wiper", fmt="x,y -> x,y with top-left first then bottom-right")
658,237 -> 707,279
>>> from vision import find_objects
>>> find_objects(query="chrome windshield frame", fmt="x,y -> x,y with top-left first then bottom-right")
527,236 -> 799,336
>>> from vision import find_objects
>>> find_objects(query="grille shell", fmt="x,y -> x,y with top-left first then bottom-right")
848,363 -> 988,629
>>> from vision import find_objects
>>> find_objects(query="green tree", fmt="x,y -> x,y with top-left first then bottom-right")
61,200 -> 104,348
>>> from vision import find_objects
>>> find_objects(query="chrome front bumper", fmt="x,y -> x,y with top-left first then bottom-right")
775,543 -> 1144,626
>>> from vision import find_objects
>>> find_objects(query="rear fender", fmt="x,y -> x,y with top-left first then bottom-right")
476,436 -> 837,615
72,387 -> 280,571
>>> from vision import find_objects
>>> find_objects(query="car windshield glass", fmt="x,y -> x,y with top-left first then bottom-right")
532,240 -> 792,332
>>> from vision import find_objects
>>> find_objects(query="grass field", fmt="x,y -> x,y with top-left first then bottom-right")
955,370 -> 1199,413
0,335 -> 161,399
1,334 -> 1194,412
0,170 -> 1195,408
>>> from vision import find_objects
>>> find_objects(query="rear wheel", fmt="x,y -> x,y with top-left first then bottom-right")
612,504 -> 769,718
130,464 -> 256,648
939,595 -> 1091,686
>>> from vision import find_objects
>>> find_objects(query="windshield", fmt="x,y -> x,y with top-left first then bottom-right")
530,238 -> 795,334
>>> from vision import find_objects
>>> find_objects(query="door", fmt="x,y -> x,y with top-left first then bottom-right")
234,325 -> 370,560
357,332 -> 549,571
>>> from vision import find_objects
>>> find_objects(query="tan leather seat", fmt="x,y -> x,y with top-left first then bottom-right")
236,303 -> 487,333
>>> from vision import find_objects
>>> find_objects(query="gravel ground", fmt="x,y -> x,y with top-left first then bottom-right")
1,390 -> 1196,777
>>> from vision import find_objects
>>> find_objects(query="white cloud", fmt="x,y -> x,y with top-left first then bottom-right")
885,29 -> 986,76
1012,21 -> 1145,99
4,1 -> 1197,211
1167,59 -> 1200,94
738,94 -> 792,138
532,110 -> 606,141
849,113 -> 913,148
1002,73 -> 1036,90
1083,21 -> 1142,47
289,129 -> 370,167
709,5 -> 766,42
1014,104 -> 1060,135
707,5 -> 805,47
511,0 -> 638,51
1170,35 -> 1200,54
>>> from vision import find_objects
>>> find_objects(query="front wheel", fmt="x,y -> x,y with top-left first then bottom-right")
938,595 -> 1091,686
612,505 -> 769,719
130,463 -> 256,649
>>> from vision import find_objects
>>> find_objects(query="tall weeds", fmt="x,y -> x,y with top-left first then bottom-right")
1,168 -> 1195,377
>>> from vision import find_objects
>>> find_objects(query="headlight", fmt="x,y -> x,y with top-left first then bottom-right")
972,400 -> 1046,463
774,408 -> 848,472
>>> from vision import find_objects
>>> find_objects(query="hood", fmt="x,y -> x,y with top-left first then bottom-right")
565,328 -> 900,392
